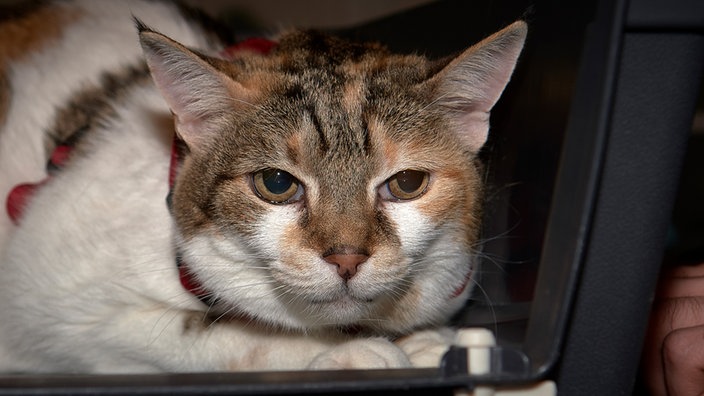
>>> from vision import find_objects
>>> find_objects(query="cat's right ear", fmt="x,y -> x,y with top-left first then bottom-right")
427,21 -> 527,153
137,21 -> 254,151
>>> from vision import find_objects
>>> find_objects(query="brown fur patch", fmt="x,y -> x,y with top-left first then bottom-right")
382,283 -> 424,331
278,223 -> 311,273
341,78 -> 363,115
0,3 -> 81,128
225,344 -> 267,371
0,3 -> 79,62
367,118 -> 399,170
0,72 -> 8,127
285,131 -> 303,166
182,310 -> 214,334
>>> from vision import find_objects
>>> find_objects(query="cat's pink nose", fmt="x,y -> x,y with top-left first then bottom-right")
323,253 -> 368,280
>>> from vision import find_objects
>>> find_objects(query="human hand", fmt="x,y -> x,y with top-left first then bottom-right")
643,263 -> 704,395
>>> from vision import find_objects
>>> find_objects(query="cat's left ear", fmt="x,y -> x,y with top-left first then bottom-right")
137,22 -> 254,152
428,21 -> 527,152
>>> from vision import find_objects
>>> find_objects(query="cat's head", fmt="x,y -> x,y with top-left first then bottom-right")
139,22 -> 526,334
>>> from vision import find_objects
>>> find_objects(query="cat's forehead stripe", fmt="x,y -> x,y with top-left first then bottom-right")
305,104 -> 329,153
290,82 -> 369,158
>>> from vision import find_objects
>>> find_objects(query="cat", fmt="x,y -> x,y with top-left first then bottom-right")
0,0 -> 526,373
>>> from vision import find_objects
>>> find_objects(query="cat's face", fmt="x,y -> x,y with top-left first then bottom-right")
140,24 -> 526,334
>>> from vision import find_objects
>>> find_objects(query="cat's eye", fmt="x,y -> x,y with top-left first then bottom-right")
382,170 -> 430,201
252,169 -> 304,204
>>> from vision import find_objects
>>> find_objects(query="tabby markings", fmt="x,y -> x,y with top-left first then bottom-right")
0,3 -> 82,128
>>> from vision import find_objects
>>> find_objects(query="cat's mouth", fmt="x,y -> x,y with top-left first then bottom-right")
293,272 -> 412,310
307,285 -> 376,305
309,295 -> 375,305
305,294 -> 376,325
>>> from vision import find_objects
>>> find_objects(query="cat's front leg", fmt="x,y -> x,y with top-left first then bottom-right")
307,337 -> 411,370
177,314 -> 414,371
306,329 -> 457,370
394,328 -> 457,368
91,307 -> 417,372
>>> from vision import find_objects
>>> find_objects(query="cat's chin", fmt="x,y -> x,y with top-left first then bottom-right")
283,293 -> 379,330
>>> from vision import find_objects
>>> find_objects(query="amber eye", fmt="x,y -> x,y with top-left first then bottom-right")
252,169 -> 304,204
384,170 -> 429,201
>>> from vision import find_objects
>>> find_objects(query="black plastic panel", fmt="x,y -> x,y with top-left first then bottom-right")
555,22 -> 704,396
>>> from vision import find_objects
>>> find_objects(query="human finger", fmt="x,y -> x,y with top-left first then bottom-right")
663,324 -> 704,396
643,296 -> 704,395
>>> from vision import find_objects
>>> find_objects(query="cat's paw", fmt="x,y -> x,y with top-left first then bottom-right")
308,338 -> 412,370
394,328 -> 456,368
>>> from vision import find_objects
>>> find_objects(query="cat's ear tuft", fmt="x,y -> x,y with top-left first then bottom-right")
429,21 -> 527,152
139,29 -> 253,151
132,17 -> 150,34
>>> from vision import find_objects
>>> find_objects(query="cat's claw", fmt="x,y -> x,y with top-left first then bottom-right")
308,338 -> 412,370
